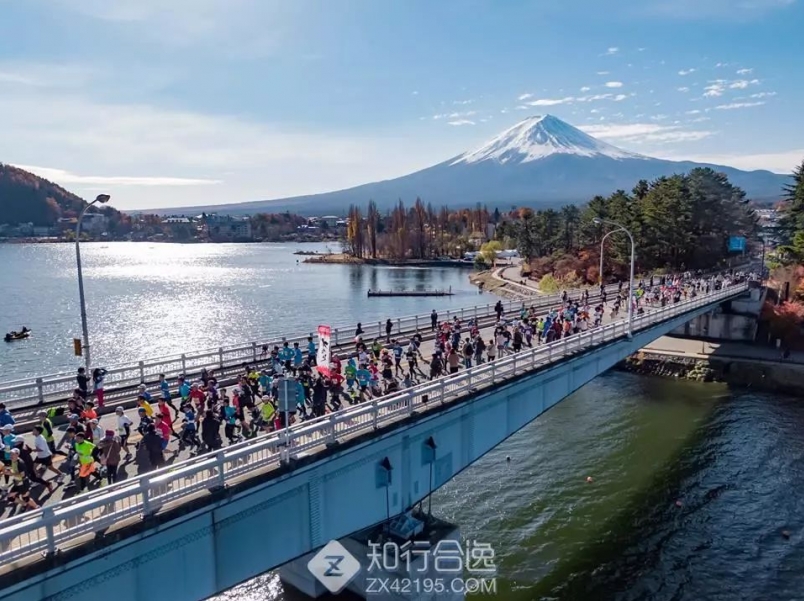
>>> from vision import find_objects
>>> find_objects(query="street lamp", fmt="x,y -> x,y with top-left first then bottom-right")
594,217 -> 635,338
598,229 -> 624,285
75,193 -> 111,372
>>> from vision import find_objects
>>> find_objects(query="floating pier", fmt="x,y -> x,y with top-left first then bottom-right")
367,287 -> 453,298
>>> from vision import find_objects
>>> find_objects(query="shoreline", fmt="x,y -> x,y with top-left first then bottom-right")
0,236 -> 339,245
302,252 -> 474,268
618,336 -> 804,397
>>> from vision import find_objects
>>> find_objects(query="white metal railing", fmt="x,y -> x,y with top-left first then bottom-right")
0,284 -> 629,410
0,282 -> 747,568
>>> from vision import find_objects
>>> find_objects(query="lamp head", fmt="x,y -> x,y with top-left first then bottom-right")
593,217 -> 602,225
95,194 -> 111,204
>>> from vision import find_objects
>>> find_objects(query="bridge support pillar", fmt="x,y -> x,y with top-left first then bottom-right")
280,516 -> 465,600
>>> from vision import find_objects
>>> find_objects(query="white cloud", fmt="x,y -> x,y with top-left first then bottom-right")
580,122 -> 714,144
736,68 -> 754,75
751,91 -> 777,98
715,62 -> 729,68
678,69 -> 696,76
411,91 -> 419,95
433,111 -> 477,120
0,62 -> 466,210
677,87 -> 690,92
580,86 -> 591,92
49,0 -> 295,55
689,116 -> 711,123
596,71 -> 610,75
13,165 -> 222,187
704,81 -> 727,97
729,79 -> 760,89
524,97 -> 575,106
447,120 -> 475,126
517,93 -> 533,101
686,109 -> 702,115
658,149 -> 804,173
605,81 -> 624,88
605,47 -> 619,55
453,99 -> 474,105
715,101 -> 765,110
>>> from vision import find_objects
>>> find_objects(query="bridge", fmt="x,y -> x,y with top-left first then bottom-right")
0,282 -> 748,601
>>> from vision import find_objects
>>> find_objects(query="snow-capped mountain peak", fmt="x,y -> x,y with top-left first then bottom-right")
451,114 -> 644,165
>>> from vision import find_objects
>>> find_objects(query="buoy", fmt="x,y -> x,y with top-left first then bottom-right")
675,500 -> 683,508
782,530 -> 791,539
505,456 -> 511,462
586,476 -> 594,483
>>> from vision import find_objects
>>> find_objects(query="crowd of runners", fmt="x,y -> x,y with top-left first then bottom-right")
0,270 -> 749,513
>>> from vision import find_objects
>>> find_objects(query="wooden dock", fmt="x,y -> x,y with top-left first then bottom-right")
367,287 -> 453,298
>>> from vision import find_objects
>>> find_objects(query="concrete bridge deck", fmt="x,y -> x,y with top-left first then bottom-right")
0,283 -> 747,601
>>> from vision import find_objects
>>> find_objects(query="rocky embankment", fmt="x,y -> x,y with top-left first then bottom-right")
469,270 -> 531,299
620,351 -> 804,396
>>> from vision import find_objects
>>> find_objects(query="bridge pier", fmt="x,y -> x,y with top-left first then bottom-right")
280,515 -> 464,601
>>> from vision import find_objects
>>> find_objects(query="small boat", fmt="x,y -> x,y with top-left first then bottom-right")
4,327 -> 31,342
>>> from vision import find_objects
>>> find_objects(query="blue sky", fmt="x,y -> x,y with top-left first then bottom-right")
0,0 -> 802,210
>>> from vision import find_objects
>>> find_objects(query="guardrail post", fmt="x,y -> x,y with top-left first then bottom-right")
439,380 -> 446,404
141,477 -> 152,516
218,347 -> 224,369
36,377 -> 44,404
474,305 -> 478,320
333,329 -> 339,347
252,342 -> 257,362
446,310 -> 451,322
372,399 -> 379,429
43,506 -> 56,554
461,308 -> 465,320
216,451 -> 226,487
138,361 -> 145,382
512,354 -> 517,375
396,318 -> 401,336
327,414 -> 337,444
491,360 -> 496,382
377,322 -> 382,339
181,354 -> 186,374
415,315 -> 419,331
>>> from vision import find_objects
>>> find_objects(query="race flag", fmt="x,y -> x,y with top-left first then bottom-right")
316,325 -> 332,376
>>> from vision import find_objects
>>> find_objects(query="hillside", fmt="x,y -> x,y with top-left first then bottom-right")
0,163 -> 93,226
146,115 -> 789,216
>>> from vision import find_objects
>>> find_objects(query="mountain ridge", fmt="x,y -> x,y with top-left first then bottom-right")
142,115 -> 788,215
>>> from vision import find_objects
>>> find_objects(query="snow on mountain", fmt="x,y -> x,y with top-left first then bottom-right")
451,114 -> 645,165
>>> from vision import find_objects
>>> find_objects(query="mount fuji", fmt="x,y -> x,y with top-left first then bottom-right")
157,115 -> 787,214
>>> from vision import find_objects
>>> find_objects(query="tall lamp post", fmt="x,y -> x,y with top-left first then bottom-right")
598,229 -> 624,285
75,194 -> 111,372
594,217 -> 635,338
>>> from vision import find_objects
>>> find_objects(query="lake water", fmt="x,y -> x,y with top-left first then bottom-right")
3,242 -> 801,601
0,242 -> 478,380
216,373 -> 804,601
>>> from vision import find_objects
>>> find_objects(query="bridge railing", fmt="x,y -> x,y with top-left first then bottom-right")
0,282 -> 747,570
0,285 -> 622,410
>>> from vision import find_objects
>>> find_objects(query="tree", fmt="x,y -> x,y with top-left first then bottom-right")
366,200 -> 379,259
480,240 -> 502,266
779,160 -> 804,261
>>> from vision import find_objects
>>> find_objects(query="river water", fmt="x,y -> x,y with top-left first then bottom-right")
0,242 -> 477,380
2,243 -> 801,600
217,373 -> 804,601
